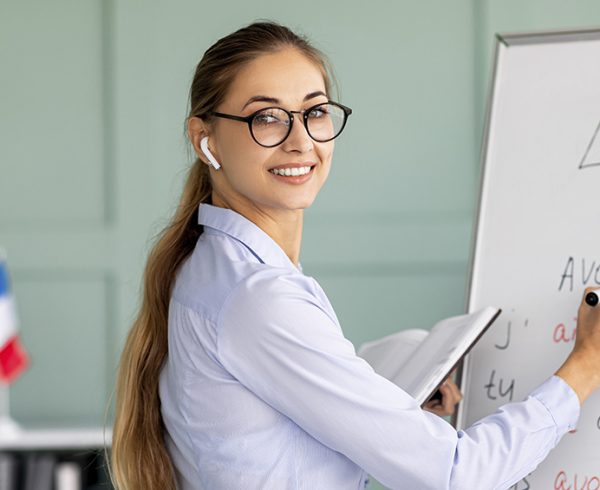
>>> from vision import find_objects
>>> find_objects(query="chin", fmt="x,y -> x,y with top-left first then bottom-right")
283,194 -> 318,211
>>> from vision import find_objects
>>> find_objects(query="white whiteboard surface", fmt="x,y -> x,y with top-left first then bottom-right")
459,29 -> 600,489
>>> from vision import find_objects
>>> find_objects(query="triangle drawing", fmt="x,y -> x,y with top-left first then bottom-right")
579,120 -> 600,169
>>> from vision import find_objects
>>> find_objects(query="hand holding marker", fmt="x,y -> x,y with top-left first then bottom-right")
555,287 -> 600,404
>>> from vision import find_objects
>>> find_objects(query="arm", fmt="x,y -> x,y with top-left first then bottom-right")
217,269 -> 580,490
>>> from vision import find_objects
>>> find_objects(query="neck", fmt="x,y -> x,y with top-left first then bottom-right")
211,193 -> 304,267
260,211 -> 303,267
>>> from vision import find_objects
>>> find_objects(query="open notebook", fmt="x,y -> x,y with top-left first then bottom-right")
358,306 -> 501,406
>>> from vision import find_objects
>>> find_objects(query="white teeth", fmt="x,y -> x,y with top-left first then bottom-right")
269,166 -> 312,176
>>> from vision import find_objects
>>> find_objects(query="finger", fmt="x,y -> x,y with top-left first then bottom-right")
424,404 -> 446,417
426,385 -> 451,415
439,382 -> 462,413
440,385 -> 456,414
439,380 -> 459,406
446,378 -> 463,402
424,399 -> 441,410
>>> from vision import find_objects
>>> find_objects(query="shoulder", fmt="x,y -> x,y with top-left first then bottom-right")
217,267 -> 342,347
171,235 -> 328,319
170,231 -> 267,320
227,266 -> 320,301
221,267 -> 329,320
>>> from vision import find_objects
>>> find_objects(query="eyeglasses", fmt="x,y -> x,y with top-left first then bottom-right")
206,101 -> 352,148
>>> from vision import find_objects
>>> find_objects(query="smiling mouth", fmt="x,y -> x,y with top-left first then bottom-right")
268,165 -> 314,177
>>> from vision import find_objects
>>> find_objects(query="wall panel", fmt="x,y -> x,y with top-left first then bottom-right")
0,1 -> 108,226
10,274 -> 110,426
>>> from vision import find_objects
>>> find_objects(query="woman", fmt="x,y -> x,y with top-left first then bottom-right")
111,21 -> 600,490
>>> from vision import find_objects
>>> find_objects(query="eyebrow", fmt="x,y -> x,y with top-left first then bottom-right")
241,90 -> 327,111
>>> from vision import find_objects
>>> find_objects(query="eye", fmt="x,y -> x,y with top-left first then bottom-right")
307,106 -> 329,118
254,109 -> 285,126
255,114 -> 277,125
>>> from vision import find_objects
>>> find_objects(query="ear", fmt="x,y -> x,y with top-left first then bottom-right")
188,116 -> 212,164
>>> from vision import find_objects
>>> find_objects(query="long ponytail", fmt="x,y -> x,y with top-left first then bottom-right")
110,160 -> 210,489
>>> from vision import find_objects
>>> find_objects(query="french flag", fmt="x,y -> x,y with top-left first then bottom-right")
0,257 -> 29,384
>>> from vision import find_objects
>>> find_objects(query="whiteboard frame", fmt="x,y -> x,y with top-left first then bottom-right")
455,27 -> 600,430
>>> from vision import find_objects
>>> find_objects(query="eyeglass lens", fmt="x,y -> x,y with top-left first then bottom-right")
251,103 -> 345,147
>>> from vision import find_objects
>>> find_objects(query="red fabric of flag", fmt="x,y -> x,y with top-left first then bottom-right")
0,335 -> 29,384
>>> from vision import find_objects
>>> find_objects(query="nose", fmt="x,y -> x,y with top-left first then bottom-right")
281,112 -> 314,153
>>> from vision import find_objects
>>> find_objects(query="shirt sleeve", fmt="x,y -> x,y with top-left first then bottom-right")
215,269 -> 580,490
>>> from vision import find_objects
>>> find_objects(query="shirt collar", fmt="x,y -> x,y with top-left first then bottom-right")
197,203 -> 302,272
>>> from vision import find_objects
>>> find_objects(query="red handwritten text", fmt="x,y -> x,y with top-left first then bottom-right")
554,470 -> 600,490
553,318 -> 578,344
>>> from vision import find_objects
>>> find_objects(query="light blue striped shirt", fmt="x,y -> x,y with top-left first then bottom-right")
158,203 -> 580,490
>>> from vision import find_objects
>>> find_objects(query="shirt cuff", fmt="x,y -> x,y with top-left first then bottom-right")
529,375 -> 580,441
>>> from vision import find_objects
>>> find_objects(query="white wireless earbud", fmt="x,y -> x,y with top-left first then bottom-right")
200,136 -> 221,170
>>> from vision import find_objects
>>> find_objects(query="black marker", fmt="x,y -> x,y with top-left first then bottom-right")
585,290 -> 599,307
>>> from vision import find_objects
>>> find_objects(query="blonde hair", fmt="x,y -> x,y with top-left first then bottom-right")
109,20 -> 335,489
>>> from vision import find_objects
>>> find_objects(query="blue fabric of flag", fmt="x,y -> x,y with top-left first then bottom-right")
0,261 -> 9,297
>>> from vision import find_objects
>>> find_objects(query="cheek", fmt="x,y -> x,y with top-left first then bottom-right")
215,123 -> 258,161
318,144 -> 334,172
220,133 -> 265,171
221,145 -> 273,188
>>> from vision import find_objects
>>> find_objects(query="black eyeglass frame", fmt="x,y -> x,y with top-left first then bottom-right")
205,100 -> 353,148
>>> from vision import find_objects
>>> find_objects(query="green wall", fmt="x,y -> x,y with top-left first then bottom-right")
2,1 -> 600,488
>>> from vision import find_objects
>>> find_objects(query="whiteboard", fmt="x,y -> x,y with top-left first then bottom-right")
458,29 -> 600,489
